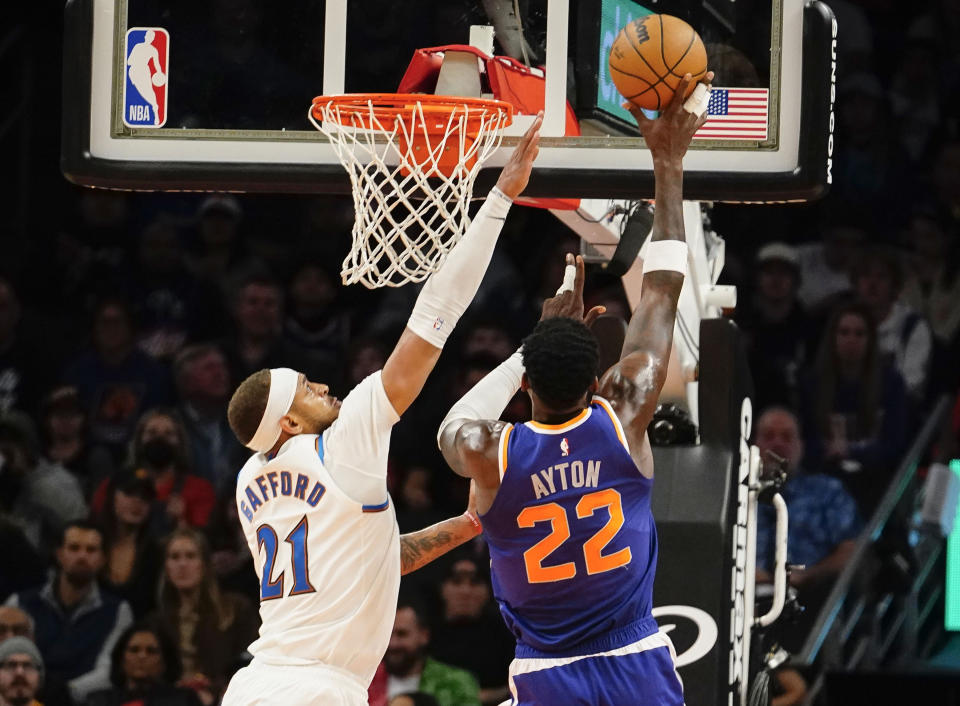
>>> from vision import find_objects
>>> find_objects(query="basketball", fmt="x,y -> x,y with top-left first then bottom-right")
152,72 -> 166,87
609,14 -> 708,111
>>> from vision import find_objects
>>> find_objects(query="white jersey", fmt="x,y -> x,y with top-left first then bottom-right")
234,371 -> 401,687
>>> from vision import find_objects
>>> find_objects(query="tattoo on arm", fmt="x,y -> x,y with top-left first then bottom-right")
399,516 -> 476,575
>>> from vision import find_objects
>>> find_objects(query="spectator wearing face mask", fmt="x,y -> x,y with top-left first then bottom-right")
90,410 -> 215,532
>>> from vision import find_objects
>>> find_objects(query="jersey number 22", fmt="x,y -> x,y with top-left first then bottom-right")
517,488 -> 632,583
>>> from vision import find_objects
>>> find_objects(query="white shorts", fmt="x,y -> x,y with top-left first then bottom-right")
221,660 -> 368,706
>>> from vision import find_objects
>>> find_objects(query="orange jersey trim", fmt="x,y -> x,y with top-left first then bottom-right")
526,408 -> 590,431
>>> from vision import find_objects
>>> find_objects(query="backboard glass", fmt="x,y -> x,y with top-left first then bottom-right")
62,0 -> 836,202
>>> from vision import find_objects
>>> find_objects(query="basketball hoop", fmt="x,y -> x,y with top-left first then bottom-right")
308,94 -> 514,289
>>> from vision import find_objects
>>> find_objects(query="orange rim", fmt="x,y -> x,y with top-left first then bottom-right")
311,93 -> 514,133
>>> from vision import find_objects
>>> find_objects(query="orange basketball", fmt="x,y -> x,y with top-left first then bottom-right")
609,14 -> 708,111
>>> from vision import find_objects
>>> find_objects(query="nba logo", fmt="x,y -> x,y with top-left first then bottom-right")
123,28 -> 169,128
560,437 -> 570,456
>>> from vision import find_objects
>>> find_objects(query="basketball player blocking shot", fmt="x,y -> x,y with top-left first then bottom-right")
220,115 -> 543,706
438,74 -> 712,705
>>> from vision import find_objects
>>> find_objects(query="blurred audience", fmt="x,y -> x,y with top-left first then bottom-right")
83,624 -> 201,706
62,299 -> 172,454
0,278 -> 47,417
172,345 -> 246,492
91,410 -> 215,533
754,408 -> 862,652
369,599 -> 480,706
736,243 -> 815,411
854,246 -> 933,403
94,468 -> 163,619
0,410 -> 87,552
150,530 -> 257,703
0,637 -> 45,706
798,302 -> 909,512
430,555 -> 514,706
796,218 -> 865,315
5,521 -> 133,703
220,272 -> 318,383
40,387 -> 114,498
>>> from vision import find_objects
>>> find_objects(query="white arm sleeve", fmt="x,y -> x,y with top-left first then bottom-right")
407,189 -> 512,347
323,371 -> 401,506
437,348 -> 525,445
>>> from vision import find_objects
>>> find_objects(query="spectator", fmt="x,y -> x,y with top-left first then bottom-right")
94,468 -> 163,619
172,345 -> 246,492
283,261 -> 347,379
0,277 -> 48,416
830,73 -> 911,218
5,521 -> 133,703
83,625 -> 201,706
430,555 -> 514,706
219,272 -> 319,383
900,207 -> 960,392
0,637 -> 45,706
754,408 -> 862,651
736,243 -> 815,411
62,298 -> 172,453
854,246 -> 934,402
798,302 -> 909,512
205,493 -> 257,604
796,217 -> 865,315
185,197 -> 250,294
0,607 -> 32,642
150,529 -> 257,703
127,219 -> 228,361
394,466 -> 445,534
370,599 -> 480,706
0,410 -> 87,553
40,387 -> 114,498
459,318 -> 518,361
344,337 -> 388,390
92,410 -> 216,532
0,618 -> 73,706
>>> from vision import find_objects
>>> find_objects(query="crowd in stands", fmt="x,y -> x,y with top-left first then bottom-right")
2,0 -> 960,704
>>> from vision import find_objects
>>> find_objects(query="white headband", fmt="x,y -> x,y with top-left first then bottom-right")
246,368 -> 299,453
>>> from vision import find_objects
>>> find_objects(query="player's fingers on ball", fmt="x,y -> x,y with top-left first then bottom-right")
670,74 -> 693,112
703,70 -> 715,85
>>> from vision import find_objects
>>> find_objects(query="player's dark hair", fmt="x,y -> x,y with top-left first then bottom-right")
227,369 -> 271,446
521,318 -> 600,409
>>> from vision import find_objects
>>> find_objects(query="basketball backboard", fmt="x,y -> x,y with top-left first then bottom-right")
62,0 -> 836,202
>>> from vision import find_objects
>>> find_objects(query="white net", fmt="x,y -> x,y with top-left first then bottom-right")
309,96 -> 512,289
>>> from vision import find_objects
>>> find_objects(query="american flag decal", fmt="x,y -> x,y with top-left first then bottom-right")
695,88 -> 769,141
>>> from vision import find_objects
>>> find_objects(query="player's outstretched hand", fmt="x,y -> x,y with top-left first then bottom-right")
541,253 -> 606,325
495,111 -> 543,200
623,71 -> 714,163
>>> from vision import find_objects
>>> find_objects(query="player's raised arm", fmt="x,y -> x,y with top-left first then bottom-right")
380,113 -> 543,417
437,255 -> 603,488
398,482 -> 483,575
597,73 -> 712,447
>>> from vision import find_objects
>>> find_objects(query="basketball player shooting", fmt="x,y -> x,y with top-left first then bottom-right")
438,74 -> 712,705
220,114 -> 543,706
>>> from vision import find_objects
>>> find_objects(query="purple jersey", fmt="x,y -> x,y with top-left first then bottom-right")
481,397 -> 659,655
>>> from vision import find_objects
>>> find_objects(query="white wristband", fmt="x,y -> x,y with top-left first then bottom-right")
642,241 -> 688,274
